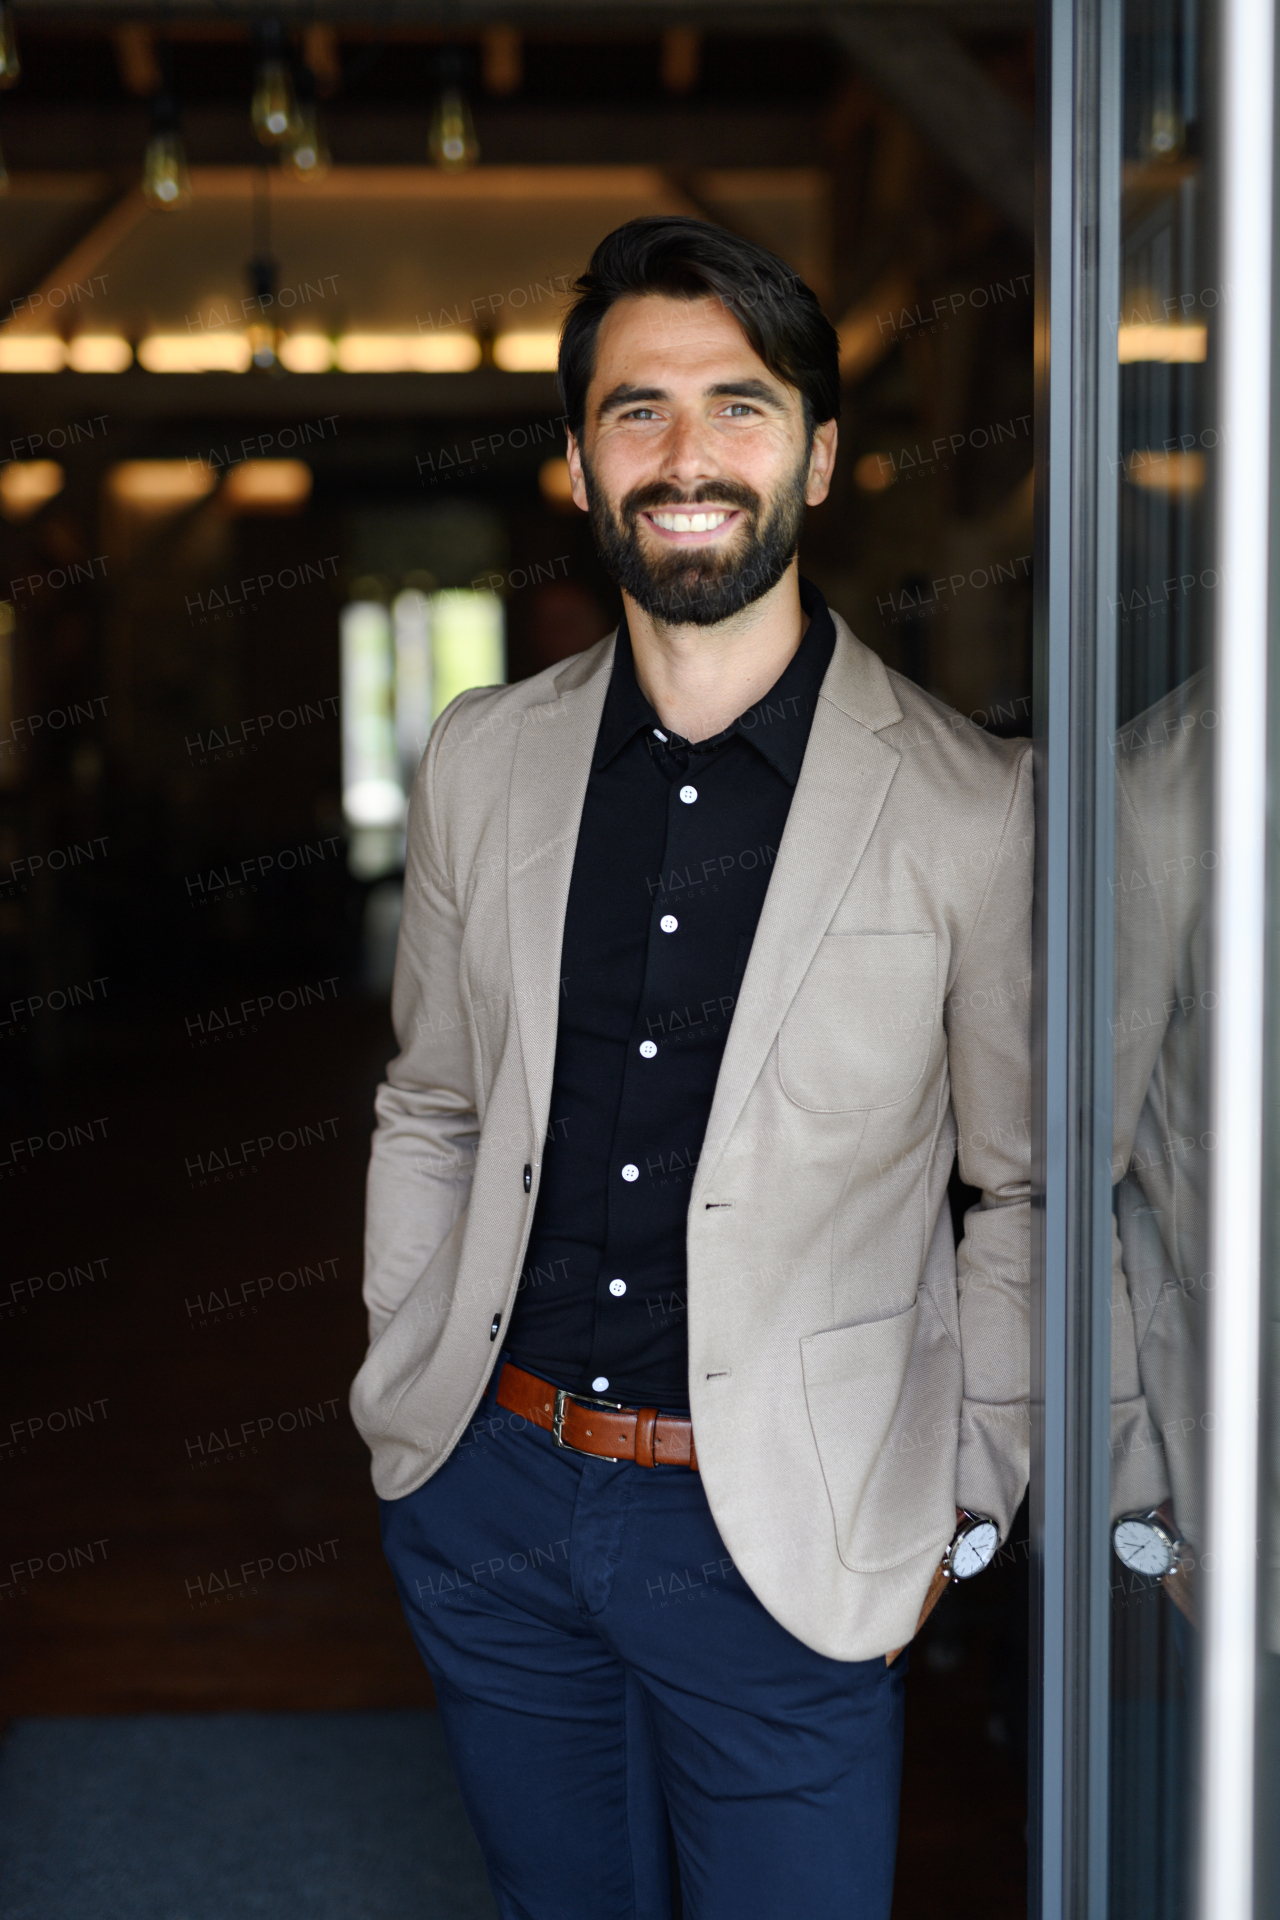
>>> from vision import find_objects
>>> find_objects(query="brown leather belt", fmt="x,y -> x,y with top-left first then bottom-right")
497,1364 -> 948,1667
496,1362 -> 698,1470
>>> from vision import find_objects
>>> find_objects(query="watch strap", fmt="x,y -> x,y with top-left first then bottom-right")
1162,1557 -> 1198,1628
886,1558 -> 950,1667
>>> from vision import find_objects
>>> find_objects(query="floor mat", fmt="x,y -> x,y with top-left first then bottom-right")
0,1710 -> 499,1920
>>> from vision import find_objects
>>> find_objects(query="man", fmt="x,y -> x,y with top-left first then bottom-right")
351,216 -> 1031,1919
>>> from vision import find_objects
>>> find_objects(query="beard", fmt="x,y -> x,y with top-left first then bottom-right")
581,451 -> 809,628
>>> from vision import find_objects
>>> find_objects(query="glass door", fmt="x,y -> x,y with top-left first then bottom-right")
1035,0 -> 1274,1910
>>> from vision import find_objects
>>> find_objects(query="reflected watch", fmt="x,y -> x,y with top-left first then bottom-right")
1111,1507 -> 1185,1578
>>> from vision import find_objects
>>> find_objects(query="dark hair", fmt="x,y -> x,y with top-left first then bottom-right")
558,216 -> 840,441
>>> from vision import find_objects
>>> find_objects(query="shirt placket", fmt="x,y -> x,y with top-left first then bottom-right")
584,732 -> 712,1399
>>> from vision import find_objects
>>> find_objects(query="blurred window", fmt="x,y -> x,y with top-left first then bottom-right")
341,587 -> 504,879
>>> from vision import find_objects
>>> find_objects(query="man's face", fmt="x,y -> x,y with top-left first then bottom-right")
566,293 -> 837,628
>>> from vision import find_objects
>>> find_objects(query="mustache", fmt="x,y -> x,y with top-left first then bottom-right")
621,478 -> 761,520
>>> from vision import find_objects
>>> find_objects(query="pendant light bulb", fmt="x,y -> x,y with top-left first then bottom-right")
429,87 -> 479,172
1139,98 -> 1185,164
143,126 -> 192,211
252,57 -> 297,145
245,243 -> 279,374
284,66 -> 329,181
284,103 -> 330,180
0,4 -> 20,89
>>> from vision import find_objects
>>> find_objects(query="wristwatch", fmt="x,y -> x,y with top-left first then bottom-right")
942,1510 -> 1000,1580
1112,1508 -> 1185,1578
889,1510 -> 1001,1659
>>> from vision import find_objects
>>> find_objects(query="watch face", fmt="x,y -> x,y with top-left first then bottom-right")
1113,1517 -> 1174,1577
951,1519 -> 999,1579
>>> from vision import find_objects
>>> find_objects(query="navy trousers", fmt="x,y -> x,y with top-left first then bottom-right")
380,1364 -> 906,1920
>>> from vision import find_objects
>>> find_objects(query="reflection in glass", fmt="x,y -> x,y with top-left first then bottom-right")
1108,0 -> 1213,1911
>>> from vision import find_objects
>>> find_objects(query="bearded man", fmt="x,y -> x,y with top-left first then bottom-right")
351,216 -> 1032,1920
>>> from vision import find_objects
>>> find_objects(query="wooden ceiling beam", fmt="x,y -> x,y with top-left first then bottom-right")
12,0 -> 1032,28
0,100 -> 830,173
828,12 -> 1033,236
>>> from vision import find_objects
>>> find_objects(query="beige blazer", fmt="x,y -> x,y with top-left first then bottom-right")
350,614 -> 1033,1661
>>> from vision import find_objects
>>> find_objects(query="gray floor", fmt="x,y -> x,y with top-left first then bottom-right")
0,1711 -> 499,1920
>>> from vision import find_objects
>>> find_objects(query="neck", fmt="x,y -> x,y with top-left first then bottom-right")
623,560 -> 808,743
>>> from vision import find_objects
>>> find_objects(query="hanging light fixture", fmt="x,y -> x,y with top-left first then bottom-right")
1138,95 -> 1185,164
245,168 -> 280,372
142,124 -> 191,210
429,50 -> 479,172
0,3 -> 21,88
429,88 -> 479,171
0,0 -> 19,190
142,55 -> 192,212
284,63 -> 330,181
251,19 -> 297,147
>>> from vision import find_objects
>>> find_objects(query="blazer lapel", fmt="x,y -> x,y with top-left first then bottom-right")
693,619 -> 904,1199
505,635 -> 615,1151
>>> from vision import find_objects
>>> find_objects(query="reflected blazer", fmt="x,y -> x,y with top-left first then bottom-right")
350,613 -> 1033,1662
1109,672 -> 1212,1546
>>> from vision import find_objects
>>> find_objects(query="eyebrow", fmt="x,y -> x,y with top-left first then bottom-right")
706,379 -> 786,406
595,376 -> 788,420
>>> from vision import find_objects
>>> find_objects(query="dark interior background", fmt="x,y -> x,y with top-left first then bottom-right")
1,11 -> 1032,1916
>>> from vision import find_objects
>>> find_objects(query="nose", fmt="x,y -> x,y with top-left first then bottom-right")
656,410 -> 722,496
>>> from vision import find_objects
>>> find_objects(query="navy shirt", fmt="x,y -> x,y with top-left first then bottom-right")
505,578 -> 837,1412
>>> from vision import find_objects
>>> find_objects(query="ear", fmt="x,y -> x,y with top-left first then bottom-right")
804,418 -> 839,507
565,430 -> 591,513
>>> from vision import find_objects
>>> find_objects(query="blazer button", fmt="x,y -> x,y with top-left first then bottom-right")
523,1164 -> 531,1192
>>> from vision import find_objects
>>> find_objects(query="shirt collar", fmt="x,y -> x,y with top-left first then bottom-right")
592,577 -> 837,787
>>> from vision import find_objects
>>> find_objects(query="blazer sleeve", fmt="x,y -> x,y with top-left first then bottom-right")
943,744 -> 1033,1536
362,693 -> 483,1344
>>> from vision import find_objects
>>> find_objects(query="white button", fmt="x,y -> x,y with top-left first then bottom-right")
609,1278 -> 627,1296
592,1376 -> 610,1392
622,1163 -> 639,1181
679,785 -> 698,804
660,914 -> 678,933
653,728 -> 668,741
639,1040 -> 657,1058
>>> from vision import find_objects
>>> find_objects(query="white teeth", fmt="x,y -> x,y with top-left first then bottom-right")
650,509 -> 731,533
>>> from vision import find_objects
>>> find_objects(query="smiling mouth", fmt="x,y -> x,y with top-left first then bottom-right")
643,508 -> 741,535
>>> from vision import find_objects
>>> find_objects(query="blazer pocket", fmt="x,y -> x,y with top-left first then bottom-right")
778,931 -> 937,1113
802,1305 -> 948,1573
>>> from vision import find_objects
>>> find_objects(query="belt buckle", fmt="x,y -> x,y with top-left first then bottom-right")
551,1386 -> 623,1462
